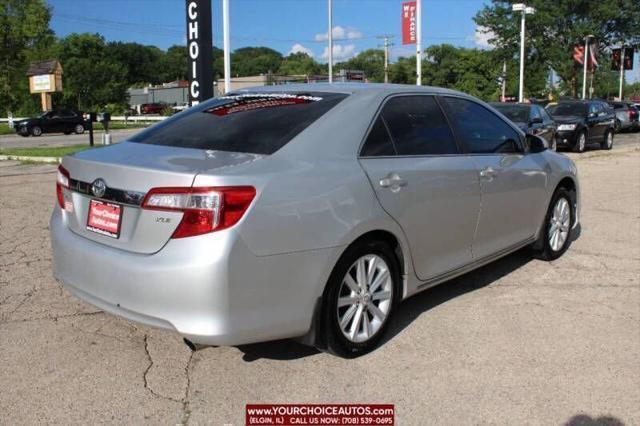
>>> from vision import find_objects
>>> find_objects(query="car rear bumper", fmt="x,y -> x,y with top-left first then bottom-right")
50,206 -> 338,346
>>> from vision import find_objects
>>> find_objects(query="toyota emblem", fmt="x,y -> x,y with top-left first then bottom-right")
91,178 -> 107,198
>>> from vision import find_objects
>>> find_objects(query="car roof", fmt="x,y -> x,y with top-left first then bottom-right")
231,82 -> 468,97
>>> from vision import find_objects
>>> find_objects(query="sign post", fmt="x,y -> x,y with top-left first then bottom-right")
401,1 -> 420,85
26,60 -> 63,111
186,0 -> 213,105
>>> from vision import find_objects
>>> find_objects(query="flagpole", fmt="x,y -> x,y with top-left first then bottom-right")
416,0 -> 422,85
328,0 -> 333,83
223,0 -> 231,94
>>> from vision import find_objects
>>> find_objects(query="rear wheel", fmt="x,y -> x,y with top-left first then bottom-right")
532,187 -> 575,261
601,129 -> 613,150
573,131 -> 586,153
30,126 -> 42,137
323,239 -> 399,357
74,124 -> 85,134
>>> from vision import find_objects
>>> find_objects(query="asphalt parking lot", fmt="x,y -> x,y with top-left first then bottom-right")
1,133 -> 639,424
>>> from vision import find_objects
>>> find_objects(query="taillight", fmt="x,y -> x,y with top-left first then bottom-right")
141,186 -> 256,238
56,165 -> 70,208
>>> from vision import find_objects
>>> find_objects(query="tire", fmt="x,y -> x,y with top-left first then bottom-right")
322,239 -> 400,357
74,124 -> 85,135
30,126 -> 42,137
573,130 -> 586,153
614,119 -> 621,133
532,187 -> 575,261
601,129 -> 613,150
550,136 -> 557,152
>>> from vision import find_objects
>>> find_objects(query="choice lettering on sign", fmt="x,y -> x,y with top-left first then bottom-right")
187,1 -> 200,101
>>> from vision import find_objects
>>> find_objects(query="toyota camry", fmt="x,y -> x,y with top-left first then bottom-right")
51,84 -> 580,356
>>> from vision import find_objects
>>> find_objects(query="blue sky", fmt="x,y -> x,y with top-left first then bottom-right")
48,0 -> 488,60
48,0 -> 639,81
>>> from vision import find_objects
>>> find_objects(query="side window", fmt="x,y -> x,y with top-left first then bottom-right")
380,96 -> 458,156
442,97 -> 521,154
589,103 -> 599,115
361,116 -> 396,157
540,107 -> 552,123
530,106 -> 542,121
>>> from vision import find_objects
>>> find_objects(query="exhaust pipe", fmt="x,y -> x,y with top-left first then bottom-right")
183,337 -> 208,352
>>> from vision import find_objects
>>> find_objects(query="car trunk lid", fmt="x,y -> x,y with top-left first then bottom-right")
60,142 -> 264,254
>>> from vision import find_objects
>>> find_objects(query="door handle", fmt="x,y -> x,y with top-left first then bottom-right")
379,173 -> 407,192
479,167 -> 498,180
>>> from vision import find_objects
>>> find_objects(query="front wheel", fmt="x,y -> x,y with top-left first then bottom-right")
573,131 -> 586,153
323,240 -> 399,357
601,130 -> 613,150
532,187 -> 575,261
30,126 -> 42,137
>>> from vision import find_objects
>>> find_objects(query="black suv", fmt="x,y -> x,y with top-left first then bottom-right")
546,100 -> 615,152
490,102 -> 557,150
15,110 -> 88,137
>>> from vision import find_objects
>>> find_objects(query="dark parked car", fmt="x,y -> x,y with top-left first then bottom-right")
608,102 -> 639,132
15,110 -> 87,137
140,103 -> 166,115
546,100 -> 615,152
490,102 -> 557,150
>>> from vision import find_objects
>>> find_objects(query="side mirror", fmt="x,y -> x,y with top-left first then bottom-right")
527,134 -> 548,153
588,112 -> 597,119
530,117 -> 543,124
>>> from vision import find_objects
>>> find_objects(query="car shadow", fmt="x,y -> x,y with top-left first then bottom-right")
564,414 -> 625,426
380,248 -> 533,346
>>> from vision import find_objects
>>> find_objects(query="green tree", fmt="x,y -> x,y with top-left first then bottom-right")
475,0 -> 640,97
0,0 -> 54,115
278,52 -> 321,76
54,33 -> 128,110
231,47 -> 283,77
336,49 -> 386,82
107,42 -> 163,86
157,45 -> 188,82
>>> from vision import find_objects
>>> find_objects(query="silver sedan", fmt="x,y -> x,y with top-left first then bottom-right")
51,84 -> 580,356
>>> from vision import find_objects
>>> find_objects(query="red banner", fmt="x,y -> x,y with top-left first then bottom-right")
402,1 -> 417,45
246,404 -> 395,425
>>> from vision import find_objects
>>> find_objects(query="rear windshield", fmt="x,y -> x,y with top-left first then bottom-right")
492,104 -> 530,122
130,92 -> 347,155
547,103 -> 587,116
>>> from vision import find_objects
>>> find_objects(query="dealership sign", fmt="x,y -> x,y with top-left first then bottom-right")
186,0 -> 213,104
402,1 -> 417,45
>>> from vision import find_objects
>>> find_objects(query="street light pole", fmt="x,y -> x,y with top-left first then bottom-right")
416,0 -> 422,85
513,3 -> 535,103
223,0 -> 231,94
328,0 -> 333,83
582,35 -> 593,100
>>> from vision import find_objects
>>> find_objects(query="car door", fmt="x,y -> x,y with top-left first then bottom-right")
45,111 -> 64,133
538,106 -> 556,142
358,95 -> 480,281
59,110 -> 76,132
587,102 -> 605,142
441,96 -> 548,260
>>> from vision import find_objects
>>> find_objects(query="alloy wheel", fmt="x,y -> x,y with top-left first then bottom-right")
548,197 -> 571,252
578,133 -> 586,152
337,254 -> 393,343
607,132 -> 613,149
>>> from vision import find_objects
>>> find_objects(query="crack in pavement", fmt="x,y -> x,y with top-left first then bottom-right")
142,333 -> 195,419
0,310 -> 103,326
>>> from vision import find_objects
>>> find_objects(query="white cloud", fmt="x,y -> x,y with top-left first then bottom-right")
321,44 -> 357,61
471,25 -> 496,49
315,26 -> 362,42
289,43 -> 314,57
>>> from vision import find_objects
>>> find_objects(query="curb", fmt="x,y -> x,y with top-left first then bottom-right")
0,155 -> 60,163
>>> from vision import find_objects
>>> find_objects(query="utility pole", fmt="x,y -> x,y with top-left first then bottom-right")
582,35 -> 594,100
377,35 -> 394,84
513,3 -> 535,103
223,0 -> 231,94
328,0 -> 333,83
619,45 -> 625,101
501,60 -> 507,101
416,0 -> 422,85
